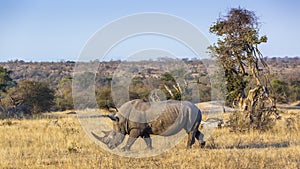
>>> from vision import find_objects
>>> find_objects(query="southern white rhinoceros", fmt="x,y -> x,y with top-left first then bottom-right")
91,99 -> 205,151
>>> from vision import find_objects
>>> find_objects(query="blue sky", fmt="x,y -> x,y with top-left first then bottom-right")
0,0 -> 299,62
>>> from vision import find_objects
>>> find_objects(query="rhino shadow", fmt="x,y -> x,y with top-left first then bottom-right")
206,141 -> 290,149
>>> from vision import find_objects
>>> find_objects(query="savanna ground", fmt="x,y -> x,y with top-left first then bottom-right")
1,108 -> 300,169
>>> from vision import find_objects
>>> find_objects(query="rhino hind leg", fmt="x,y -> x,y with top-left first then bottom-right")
195,130 -> 205,148
186,120 -> 201,149
187,131 -> 196,149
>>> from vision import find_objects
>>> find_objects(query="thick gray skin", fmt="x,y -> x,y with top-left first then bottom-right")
92,99 -> 205,151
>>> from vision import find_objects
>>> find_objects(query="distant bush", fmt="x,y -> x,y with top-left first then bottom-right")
271,79 -> 289,103
55,77 -> 74,111
129,77 -> 150,100
229,110 -> 276,132
96,87 -> 114,109
271,79 -> 300,103
0,66 -> 15,93
8,80 -> 54,114
289,81 -> 300,102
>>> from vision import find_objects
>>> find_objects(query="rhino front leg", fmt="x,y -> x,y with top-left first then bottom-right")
195,130 -> 205,148
121,129 -> 140,151
143,133 -> 153,150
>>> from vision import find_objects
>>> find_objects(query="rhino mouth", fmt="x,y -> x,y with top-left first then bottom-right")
91,130 -> 125,150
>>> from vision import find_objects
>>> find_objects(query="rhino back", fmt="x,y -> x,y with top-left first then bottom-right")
116,100 -> 201,136
148,100 -> 201,136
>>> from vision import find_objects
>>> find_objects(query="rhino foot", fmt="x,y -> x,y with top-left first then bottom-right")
200,141 -> 206,148
147,146 -> 153,150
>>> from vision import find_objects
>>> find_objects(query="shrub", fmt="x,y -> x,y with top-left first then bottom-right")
271,79 -> 289,103
229,110 -> 276,132
8,80 -> 54,114
55,77 -> 74,111
0,66 -> 15,93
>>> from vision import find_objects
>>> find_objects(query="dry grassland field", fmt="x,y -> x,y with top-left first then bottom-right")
0,108 -> 300,169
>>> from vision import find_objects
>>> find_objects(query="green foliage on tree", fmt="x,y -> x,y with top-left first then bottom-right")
0,66 -> 15,93
209,8 -> 268,105
55,77 -> 74,111
0,66 -> 15,117
289,81 -> 300,102
73,72 -> 95,90
159,72 -> 182,100
129,76 -> 150,100
96,86 -> 114,109
198,84 -> 211,102
72,72 -> 98,109
209,7 -> 278,131
271,79 -> 289,103
270,79 -> 300,104
8,80 -> 54,114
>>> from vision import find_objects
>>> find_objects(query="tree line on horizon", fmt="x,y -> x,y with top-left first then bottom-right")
0,8 -> 299,129
0,56 -> 298,117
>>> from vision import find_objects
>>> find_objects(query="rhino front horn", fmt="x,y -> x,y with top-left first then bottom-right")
91,132 -> 109,144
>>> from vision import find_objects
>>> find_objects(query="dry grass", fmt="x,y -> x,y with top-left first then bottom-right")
0,110 -> 299,169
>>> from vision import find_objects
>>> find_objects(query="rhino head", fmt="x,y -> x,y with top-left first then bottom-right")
92,114 -> 126,149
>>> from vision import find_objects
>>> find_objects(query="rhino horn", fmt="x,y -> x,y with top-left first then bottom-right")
91,132 -> 109,144
102,130 -> 111,137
